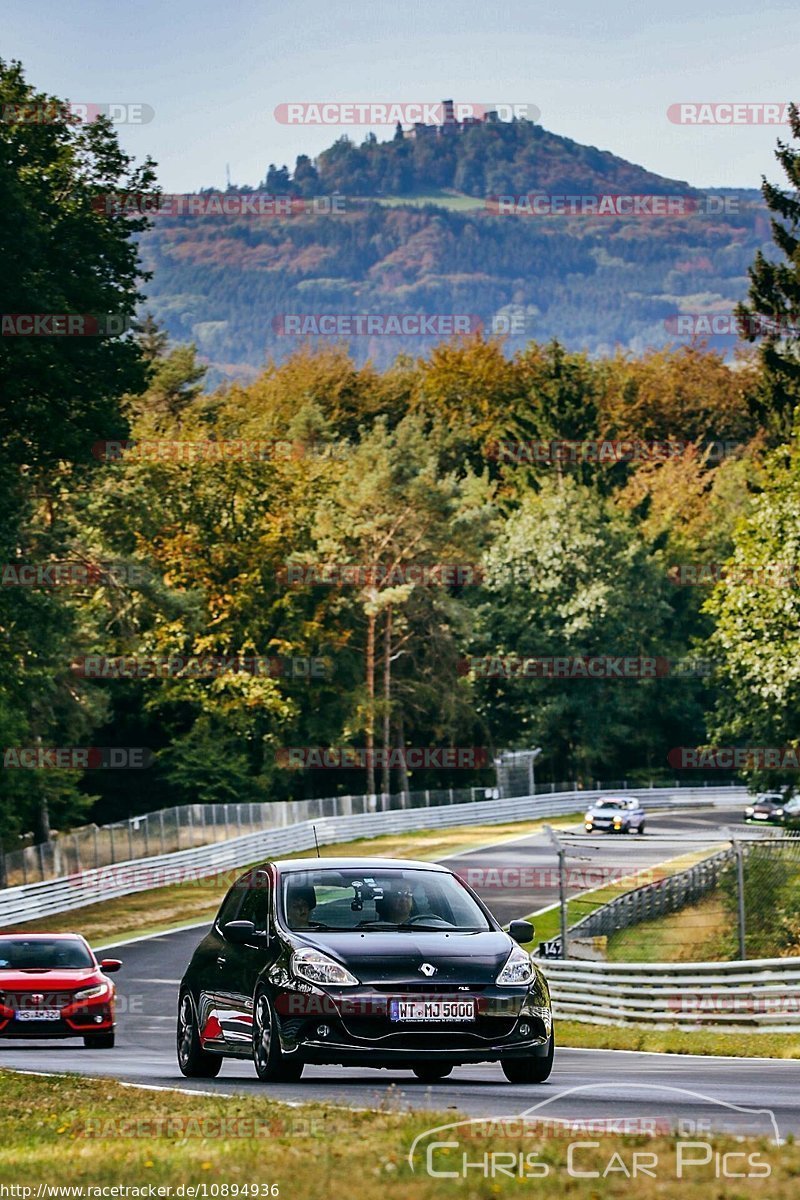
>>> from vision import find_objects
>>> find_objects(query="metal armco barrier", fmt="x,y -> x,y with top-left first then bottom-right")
0,786 -> 744,928
540,847 -> 736,958
540,955 -> 800,1033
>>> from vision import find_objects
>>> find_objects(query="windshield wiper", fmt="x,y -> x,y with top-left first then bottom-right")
395,922 -> 455,931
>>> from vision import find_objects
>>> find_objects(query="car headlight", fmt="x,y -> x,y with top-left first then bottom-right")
775,808 -> 785,817
529,1003 -> 552,1035
496,946 -> 535,987
745,807 -> 754,815
290,948 -> 359,987
73,983 -> 111,1001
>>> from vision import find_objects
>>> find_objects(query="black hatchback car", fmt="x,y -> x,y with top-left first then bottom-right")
177,857 -> 553,1085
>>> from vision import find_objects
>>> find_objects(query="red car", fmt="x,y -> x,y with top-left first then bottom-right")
0,933 -> 121,1048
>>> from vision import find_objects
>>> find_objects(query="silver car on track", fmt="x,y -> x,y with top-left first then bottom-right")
584,796 -> 646,834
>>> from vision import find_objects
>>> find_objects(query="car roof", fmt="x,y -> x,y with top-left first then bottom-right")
592,796 -> 633,803
270,857 -> 450,873
0,932 -> 88,941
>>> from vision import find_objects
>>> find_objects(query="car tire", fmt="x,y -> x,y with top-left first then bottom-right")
83,1032 -> 115,1049
412,1063 -> 454,1083
638,822 -> 646,835
177,993 -> 222,1078
501,1032 -> 554,1084
252,991 -> 304,1082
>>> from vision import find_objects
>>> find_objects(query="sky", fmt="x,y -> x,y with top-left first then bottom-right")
3,0 -> 798,192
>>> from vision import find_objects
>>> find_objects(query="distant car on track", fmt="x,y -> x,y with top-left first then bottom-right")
584,796 -> 646,834
178,857 -> 554,1085
0,933 -> 121,1048
744,793 -> 800,828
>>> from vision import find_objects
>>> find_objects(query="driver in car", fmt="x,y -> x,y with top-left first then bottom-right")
285,885 -> 316,928
375,885 -> 414,924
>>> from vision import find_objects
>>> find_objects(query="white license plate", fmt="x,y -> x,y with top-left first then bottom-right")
754,813 -> 768,819
389,999 -> 475,1022
15,1009 -> 61,1022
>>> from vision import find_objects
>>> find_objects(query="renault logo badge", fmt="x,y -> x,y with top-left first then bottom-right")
419,963 -> 436,977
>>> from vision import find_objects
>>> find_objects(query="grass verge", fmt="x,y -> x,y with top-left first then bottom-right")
2,815 -> 582,946
0,1069 -> 793,1195
521,844 -> 727,948
556,1019 -> 800,1058
605,893 -> 732,962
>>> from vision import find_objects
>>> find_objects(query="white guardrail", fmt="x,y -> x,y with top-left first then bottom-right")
0,786 -> 743,928
540,956 -> 800,1034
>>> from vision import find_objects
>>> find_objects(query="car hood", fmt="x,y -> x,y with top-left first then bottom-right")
290,930 -> 519,986
0,968 -> 101,992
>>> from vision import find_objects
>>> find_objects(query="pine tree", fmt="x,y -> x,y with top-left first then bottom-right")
736,103 -> 800,441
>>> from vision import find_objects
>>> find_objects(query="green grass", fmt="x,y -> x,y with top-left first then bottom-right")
556,1020 -> 800,1057
519,845 -> 724,949
0,1070 -> 794,1196
369,189 -> 486,211
605,893 -> 732,962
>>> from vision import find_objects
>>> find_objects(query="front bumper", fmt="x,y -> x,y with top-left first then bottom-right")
0,1000 -> 115,1039
273,984 -> 551,1066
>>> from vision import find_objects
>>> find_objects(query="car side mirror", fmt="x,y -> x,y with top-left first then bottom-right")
100,959 -> 122,973
508,920 -> 534,944
224,920 -> 258,944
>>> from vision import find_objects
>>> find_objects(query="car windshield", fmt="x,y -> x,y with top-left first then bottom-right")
594,800 -> 623,810
0,938 -> 94,969
280,868 -> 492,933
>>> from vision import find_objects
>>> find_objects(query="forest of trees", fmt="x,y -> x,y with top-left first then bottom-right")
3,59 -> 800,864
266,117 -> 690,200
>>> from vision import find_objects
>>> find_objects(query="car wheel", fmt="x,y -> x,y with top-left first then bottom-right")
412,1063 -> 454,1083
501,1032 -> 554,1084
638,822 -> 646,835
252,991 -> 304,1082
83,1032 -> 115,1049
177,993 -> 222,1078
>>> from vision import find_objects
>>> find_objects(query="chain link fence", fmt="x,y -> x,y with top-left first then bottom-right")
0,787 -> 498,888
540,832 -> 800,962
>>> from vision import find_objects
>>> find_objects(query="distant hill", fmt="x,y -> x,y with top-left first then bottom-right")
137,119 -> 770,384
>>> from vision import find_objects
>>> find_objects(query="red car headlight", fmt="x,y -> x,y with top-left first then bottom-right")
72,983 -> 111,1002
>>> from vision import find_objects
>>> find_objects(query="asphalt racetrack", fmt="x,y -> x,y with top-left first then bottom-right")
2,804 -> 797,1139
